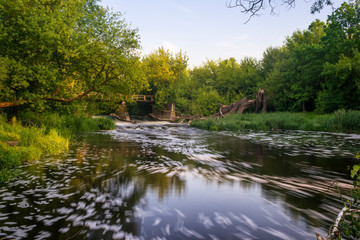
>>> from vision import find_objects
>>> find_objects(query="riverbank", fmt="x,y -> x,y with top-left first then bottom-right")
0,113 -> 115,183
190,110 -> 360,133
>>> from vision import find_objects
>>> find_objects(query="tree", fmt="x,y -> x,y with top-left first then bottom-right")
226,0 -> 334,19
284,20 -> 326,111
316,0 -> 360,112
0,0 -> 147,110
261,47 -> 293,111
141,47 -> 188,110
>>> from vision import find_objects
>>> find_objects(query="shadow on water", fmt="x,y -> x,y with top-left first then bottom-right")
0,124 -> 358,239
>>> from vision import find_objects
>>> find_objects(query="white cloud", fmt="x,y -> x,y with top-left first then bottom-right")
175,5 -> 193,15
163,41 -> 181,53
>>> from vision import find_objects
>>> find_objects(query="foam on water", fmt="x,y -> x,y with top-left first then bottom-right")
0,123 -> 358,239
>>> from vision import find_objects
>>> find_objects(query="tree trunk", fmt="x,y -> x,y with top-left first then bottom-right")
255,89 -> 266,113
214,89 -> 266,117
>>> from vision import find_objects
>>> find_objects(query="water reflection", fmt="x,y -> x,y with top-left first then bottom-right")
0,124 -> 358,239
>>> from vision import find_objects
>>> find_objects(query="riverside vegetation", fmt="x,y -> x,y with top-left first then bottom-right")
0,0 -> 360,238
0,113 -> 115,183
340,153 -> 360,239
190,110 -> 360,133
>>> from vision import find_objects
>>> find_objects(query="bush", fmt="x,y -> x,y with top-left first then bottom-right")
93,117 -> 116,130
338,153 -> 360,239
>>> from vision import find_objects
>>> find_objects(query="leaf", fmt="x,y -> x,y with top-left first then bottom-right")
351,165 -> 360,178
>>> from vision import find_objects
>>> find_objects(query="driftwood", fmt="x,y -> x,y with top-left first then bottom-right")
316,207 -> 360,240
315,207 -> 347,240
214,89 -> 266,117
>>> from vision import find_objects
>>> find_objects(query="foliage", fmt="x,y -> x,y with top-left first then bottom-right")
92,117 -> 116,130
0,112 -> 115,183
0,0 -> 147,110
254,1 -> 360,113
0,115 -> 69,182
190,111 -> 360,133
339,153 -> 360,239
20,112 -> 116,136
141,47 -> 188,110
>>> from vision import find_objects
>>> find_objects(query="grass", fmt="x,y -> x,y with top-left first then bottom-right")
190,110 -> 360,133
20,112 -> 116,137
0,112 -> 116,183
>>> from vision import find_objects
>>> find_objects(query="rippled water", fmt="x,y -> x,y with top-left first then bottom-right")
0,123 -> 358,240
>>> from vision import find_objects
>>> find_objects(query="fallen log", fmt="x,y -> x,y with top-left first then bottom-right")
214,89 -> 266,117
315,207 -> 360,240
315,206 -> 346,240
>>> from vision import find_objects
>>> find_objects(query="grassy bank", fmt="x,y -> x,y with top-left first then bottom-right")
0,113 -> 115,183
190,110 -> 360,133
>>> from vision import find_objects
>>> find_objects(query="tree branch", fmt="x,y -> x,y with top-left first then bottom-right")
0,100 -> 28,108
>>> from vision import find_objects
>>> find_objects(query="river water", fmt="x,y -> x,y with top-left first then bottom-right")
0,123 -> 359,240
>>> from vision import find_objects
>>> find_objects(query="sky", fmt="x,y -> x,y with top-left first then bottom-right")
100,0 -> 340,68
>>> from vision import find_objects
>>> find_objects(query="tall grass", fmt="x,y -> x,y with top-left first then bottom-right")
20,112 -> 116,137
0,115 -> 68,182
0,112 -> 115,183
190,110 -> 360,133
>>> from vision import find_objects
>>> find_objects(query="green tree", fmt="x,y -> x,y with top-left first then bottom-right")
317,51 -> 360,112
0,0 -> 146,111
316,0 -> 360,112
284,20 -> 326,111
238,57 -> 262,97
261,47 -> 293,111
141,47 -> 188,110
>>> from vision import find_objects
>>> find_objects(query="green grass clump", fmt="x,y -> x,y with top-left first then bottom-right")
0,117 -> 68,183
190,110 -> 360,133
21,112 -> 116,136
0,112 -> 115,183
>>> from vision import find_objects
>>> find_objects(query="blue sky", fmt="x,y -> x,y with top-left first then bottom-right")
100,0 -> 338,67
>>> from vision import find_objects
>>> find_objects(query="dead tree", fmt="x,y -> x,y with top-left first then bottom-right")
214,89 -> 266,118
255,89 -> 266,113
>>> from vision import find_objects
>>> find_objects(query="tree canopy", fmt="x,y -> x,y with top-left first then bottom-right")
1,0 -> 359,117
0,0 -> 147,110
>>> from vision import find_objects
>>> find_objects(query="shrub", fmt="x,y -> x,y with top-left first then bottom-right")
338,153 -> 360,239
93,117 -> 116,130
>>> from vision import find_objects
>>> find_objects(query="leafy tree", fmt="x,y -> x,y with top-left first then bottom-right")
213,58 -> 242,103
0,0 -> 147,111
190,87 -> 223,116
284,20 -> 326,111
262,47 -> 283,79
190,60 -> 218,88
190,58 -> 262,105
141,47 -> 188,110
317,51 -> 360,112
261,47 -> 293,111
238,57 -> 262,97
316,0 -> 360,112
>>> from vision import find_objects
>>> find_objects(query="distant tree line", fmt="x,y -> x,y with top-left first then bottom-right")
144,0 -> 360,116
0,0 -> 359,118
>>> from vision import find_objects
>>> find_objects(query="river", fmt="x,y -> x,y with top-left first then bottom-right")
0,122 -> 359,240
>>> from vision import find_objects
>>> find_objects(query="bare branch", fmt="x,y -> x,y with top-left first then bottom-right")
226,0 -> 334,21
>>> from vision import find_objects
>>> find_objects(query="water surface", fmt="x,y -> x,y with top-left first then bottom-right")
0,123 -> 358,240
